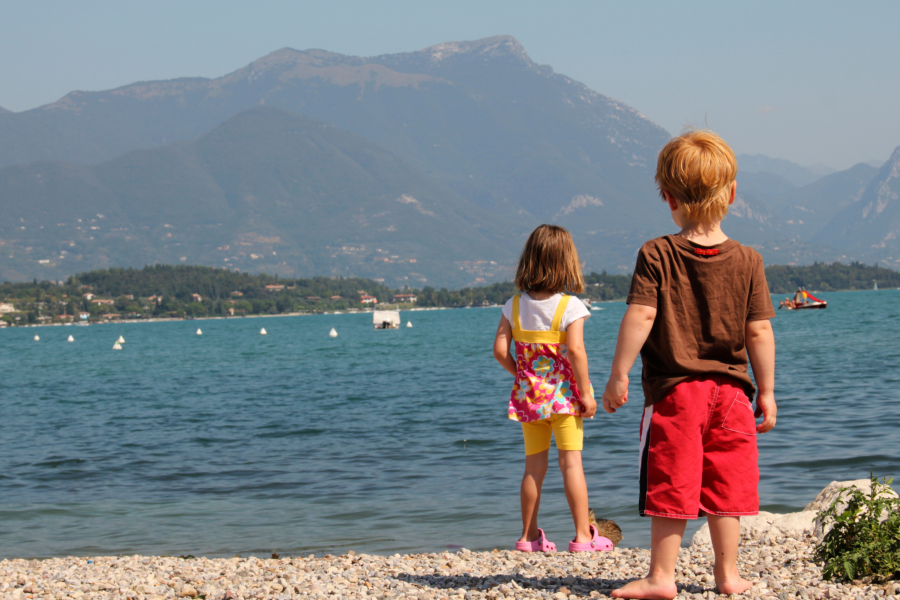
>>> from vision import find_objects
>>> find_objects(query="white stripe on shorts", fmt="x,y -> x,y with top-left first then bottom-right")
638,405 -> 653,473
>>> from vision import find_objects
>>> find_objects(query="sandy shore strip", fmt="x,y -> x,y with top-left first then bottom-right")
4,533 -> 898,600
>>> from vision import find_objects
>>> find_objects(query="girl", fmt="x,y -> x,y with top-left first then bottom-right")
493,224 -> 612,552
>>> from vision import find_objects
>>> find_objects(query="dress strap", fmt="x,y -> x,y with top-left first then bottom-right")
512,294 -> 522,330
550,294 -> 571,332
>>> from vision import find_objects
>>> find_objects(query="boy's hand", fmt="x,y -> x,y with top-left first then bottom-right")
581,393 -> 597,419
755,392 -> 777,433
602,376 -> 629,413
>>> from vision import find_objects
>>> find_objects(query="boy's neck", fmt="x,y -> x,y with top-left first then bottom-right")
677,222 -> 729,246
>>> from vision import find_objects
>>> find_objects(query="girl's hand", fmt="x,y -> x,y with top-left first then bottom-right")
581,393 -> 597,419
602,376 -> 629,413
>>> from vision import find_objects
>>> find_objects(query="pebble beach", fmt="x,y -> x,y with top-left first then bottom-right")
3,533 -> 898,600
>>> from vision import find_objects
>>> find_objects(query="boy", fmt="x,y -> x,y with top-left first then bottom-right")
602,130 -> 777,600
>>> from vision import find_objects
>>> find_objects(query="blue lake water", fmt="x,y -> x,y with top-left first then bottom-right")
1,289 -> 898,558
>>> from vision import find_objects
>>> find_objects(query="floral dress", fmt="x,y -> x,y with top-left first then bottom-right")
507,294 -> 587,422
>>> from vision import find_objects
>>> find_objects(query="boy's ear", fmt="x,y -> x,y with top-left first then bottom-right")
728,180 -> 736,205
663,191 -> 679,211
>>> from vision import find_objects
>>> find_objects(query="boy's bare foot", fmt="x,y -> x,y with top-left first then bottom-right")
715,575 -> 752,595
610,577 -> 677,600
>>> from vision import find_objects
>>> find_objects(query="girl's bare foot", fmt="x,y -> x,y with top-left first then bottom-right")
610,577 -> 677,600
715,574 -> 752,595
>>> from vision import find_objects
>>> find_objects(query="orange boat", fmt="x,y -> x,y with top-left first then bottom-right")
779,289 -> 827,310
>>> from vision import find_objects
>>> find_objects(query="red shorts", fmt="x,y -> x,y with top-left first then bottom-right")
638,376 -> 759,519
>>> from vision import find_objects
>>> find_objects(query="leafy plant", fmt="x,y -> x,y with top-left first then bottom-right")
814,474 -> 900,582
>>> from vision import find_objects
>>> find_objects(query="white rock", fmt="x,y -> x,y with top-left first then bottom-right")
692,512 -> 778,545
772,511 -> 817,538
804,478 -> 896,512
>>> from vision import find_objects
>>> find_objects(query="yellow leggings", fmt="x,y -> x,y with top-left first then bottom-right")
521,414 -> 584,455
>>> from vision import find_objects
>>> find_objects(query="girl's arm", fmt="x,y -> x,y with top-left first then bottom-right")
493,316 -> 517,376
601,303 -> 657,413
565,317 -> 596,418
745,318 -> 777,433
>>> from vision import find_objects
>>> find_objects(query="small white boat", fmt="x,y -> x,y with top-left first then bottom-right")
591,305 -> 604,311
112,342 -> 122,350
374,310 -> 401,330
260,328 -> 267,335
67,335 -> 74,342
117,336 -> 126,344
329,327 -> 338,338
34,334 -> 40,341
406,321 -> 413,328
196,328 -> 203,336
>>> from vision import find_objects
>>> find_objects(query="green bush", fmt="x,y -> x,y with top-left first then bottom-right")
814,475 -> 900,582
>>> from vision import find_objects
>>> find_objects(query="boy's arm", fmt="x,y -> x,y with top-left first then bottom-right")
602,303 -> 657,413
493,316 -> 517,377
745,318 -> 777,433
565,317 -> 596,418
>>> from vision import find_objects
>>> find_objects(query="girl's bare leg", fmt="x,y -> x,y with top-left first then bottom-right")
519,450 -> 549,542
708,515 -> 752,595
557,449 -> 592,543
611,516 -> 684,599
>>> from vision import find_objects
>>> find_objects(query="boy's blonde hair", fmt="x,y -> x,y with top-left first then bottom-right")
655,130 -> 737,225
515,224 -> 584,294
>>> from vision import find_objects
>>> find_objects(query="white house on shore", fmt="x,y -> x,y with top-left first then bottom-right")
0,302 -> 16,314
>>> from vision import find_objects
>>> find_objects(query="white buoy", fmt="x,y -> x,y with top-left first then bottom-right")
117,336 -> 125,344
34,334 -> 40,341
329,327 -> 338,338
406,321 -> 413,328
260,328 -> 267,335
67,335 -> 74,342
112,342 -> 122,350
196,328 -> 203,336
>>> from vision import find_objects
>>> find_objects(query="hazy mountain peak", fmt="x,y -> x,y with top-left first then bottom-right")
812,144 -> 900,253
251,47 -> 336,68
224,46 -> 437,89
0,105 -> 10,114
869,145 -> 900,212
419,35 -> 530,63
736,153 -> 823,187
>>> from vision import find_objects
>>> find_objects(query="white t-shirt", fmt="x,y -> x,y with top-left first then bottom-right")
501,293 -> 591,332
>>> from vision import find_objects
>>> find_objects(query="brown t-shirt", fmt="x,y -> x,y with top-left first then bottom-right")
627,235 -> 775,406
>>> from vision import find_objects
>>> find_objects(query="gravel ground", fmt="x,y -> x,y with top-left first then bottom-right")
2,533 -> 898,600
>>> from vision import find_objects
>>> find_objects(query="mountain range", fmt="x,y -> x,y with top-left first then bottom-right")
1,36 -> 897,284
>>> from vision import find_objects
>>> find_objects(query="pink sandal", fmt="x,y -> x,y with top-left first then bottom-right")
568,524 -> 614,552
515,528 -> 557,552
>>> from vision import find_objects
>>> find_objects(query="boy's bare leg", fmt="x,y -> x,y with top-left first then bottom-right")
558,450 -> 592,543
611,516 -> 684,600
519,450 -> 549,542
707,515 -> 752,595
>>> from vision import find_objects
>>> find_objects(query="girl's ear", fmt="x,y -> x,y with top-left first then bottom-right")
728,180 -> 737,205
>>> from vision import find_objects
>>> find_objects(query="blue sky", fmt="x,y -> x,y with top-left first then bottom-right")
1,0 -> 897,170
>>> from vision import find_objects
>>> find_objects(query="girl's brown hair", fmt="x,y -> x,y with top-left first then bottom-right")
515,225 -> 584,294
